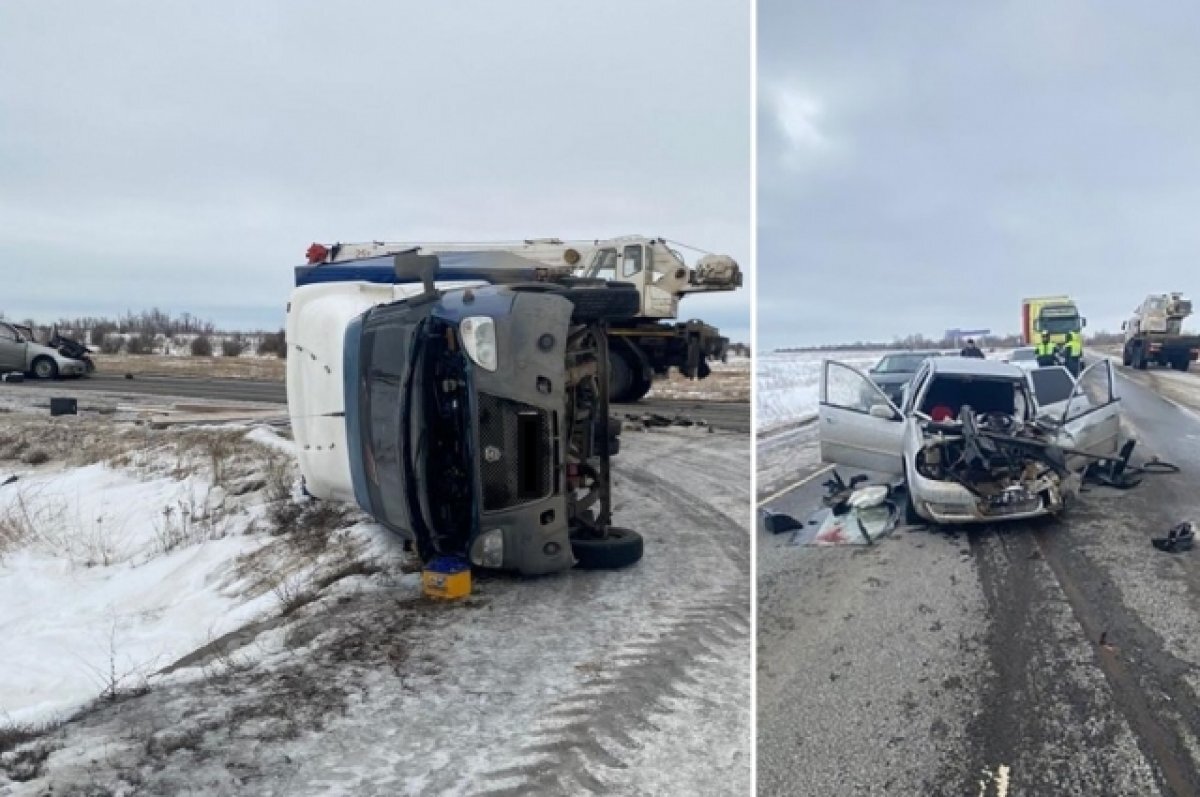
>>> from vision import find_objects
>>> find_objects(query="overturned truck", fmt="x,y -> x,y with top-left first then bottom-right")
286,248 -> 644,575
819,357 -> 1122,524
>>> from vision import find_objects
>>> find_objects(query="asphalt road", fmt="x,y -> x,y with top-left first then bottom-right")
0,373 -> 751,432
757,367 -> 1200,796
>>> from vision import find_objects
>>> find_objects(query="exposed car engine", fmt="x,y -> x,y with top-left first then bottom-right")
914,405 -> 1072,515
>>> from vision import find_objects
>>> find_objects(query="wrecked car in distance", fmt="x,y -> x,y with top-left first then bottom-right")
287,248 -> 644,576
0,321 -> 90,379
819,356 -> 1121,524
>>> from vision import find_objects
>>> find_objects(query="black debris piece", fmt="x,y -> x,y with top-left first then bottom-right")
1152,522 -> 1194,554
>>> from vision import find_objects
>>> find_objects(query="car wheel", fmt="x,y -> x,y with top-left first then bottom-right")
571,527 -> 644,569
32,357 -> 58,380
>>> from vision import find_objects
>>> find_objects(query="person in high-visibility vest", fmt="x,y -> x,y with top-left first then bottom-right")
1036,333 -> 1056,367
1065,329 -> 1083,376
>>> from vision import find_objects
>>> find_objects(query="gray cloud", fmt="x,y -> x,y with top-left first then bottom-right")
758,0 -> 1200,348
1,0 -> 749,341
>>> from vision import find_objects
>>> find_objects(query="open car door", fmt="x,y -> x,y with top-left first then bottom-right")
1058,360 -> 1121,467
819,360 -> 905,475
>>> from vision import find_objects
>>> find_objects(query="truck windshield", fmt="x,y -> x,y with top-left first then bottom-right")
1039,316 -> 1080,335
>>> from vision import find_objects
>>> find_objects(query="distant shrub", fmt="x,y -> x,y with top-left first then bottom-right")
98,335 -> 123,355
190,335 -> 213,357
125,333 -> 155,355
221,335 -> 248,357
90,322 -> 118,346
257,330 -> 287,359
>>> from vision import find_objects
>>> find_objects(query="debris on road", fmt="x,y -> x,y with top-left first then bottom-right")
1151,521 -> 1194,553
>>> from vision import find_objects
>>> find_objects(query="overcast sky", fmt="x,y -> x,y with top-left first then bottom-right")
758,1 -> 1200,349
0,1 -> 750,342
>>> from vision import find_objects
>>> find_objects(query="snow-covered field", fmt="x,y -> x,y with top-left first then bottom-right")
756,349 -> 886,433
0,388 -> 750,795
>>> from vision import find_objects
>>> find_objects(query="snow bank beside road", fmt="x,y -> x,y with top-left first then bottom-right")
0,464 -> 275,724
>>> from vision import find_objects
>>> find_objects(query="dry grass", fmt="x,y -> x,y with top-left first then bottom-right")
91,353 -> 285,381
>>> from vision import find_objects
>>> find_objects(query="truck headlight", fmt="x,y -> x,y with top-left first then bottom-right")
460,316 -> 497,371
469,528 -> 504,568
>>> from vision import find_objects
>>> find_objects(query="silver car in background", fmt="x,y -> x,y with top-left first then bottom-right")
0,321 -> 89,379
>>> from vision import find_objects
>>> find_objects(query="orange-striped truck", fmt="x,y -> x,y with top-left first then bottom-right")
1020,296 -> 1086,354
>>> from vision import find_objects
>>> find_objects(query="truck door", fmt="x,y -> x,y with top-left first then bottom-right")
617,243 -> 652,314
0,323 -> 25,371
819,360 -> 906,475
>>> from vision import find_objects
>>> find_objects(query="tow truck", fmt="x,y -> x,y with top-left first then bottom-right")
304,236 -> 742,401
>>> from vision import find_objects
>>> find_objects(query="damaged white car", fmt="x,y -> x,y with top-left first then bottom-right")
819,357 -> 1121,524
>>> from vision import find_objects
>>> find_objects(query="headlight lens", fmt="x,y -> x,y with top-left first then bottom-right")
469,528 -> 504,568
460,316 -> 497,371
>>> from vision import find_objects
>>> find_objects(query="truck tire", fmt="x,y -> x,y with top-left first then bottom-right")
571,527 -> 643,569
625,374 -> 653,402
560,282 -> 640,323
1173,355 -> 1190,372
608,347 -> 637,403
1122,344 -> 1132,366
1133,344 -> 1148,370
32,357 -> 58,380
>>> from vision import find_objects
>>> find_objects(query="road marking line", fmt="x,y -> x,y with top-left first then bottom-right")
757,464 -> 834,508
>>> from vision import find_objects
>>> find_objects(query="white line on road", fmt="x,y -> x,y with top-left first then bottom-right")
757,464 -> 834,508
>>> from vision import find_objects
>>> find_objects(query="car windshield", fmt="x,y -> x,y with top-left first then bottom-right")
1010,348 -> 1036,361
874,353 -> 930,373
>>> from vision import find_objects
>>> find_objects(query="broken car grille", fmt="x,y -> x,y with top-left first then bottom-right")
477,393 -> 552,510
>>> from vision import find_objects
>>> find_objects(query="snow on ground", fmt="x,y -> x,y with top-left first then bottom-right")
0,391 -> 750,795
756,349 -> 885,433
0,464 -> 277,725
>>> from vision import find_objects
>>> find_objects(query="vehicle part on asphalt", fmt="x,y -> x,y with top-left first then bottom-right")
1151,522 -> 1194,553
49,397 -> 78,416
821,470 -> 871,514
762,510 -> 806,535
809,495 -> 898,546
1084,439 -> 1180,489
1,371 -> 24,383
570,526 -> 644,569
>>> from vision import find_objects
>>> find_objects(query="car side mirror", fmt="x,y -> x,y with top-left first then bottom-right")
869,404 -> 895,420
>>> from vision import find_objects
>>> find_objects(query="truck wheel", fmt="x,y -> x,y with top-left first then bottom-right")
560,283 -> 640,323
1122,345 -> 1132,366
571,527 -> 643,569
32,357 -> 58,380
1173,355 -> 1190,372
626,374 -> 653,402
608,347 -> 637,402
1133,345 -> 1148,370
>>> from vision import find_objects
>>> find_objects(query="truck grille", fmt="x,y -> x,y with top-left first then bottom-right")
477,394 -> 552,510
